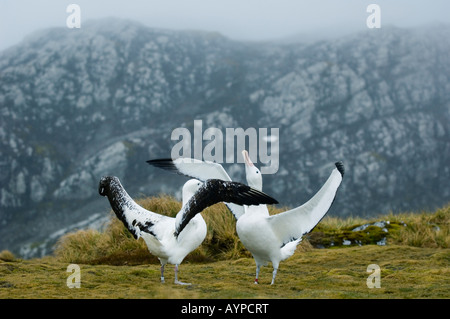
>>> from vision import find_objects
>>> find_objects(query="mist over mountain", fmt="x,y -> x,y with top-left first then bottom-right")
1,19 -> 449,258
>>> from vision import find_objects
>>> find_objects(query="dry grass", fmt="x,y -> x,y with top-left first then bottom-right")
2,200 -> 449,299
0,250 -> 16,262
1,245 -> 448,299
386,204 -> 450,248
54,197 -> 449,266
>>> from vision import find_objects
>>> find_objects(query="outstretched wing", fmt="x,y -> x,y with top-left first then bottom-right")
175,179 -> 278,237
148,158 -> 231,181
267,162 -> 345,246
147,158 -> 246,220
100,176 -> 172,241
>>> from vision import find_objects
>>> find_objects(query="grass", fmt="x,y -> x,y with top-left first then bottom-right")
0,198 -> 449,299
1,245 -> 448,299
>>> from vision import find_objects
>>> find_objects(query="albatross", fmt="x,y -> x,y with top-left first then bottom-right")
98,175 -> 278,285
147,152 -> 344,284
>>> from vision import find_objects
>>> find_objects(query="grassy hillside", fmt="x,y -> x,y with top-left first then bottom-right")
0,198 -> 448,299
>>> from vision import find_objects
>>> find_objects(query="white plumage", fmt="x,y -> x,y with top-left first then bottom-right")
148,151 -> 344,284
99,175 -> 278,285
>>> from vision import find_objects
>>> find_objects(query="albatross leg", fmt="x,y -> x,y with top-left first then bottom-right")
254,265 -> 261,284
271,267 -> 278,285
158,259 -> 168,283
160,264 -> 165,283
174,264 -> 191,285
270,261 -> 280,285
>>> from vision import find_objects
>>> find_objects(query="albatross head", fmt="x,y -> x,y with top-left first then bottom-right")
242,150 -> 263,191
182,179 -> 203,205
98,176 -> 120,197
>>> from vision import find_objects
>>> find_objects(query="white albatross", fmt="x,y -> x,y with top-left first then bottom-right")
147,152 -> 344,284
98,175 -> 278,285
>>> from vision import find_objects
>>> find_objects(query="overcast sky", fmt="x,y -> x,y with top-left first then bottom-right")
0,0 -> 448,51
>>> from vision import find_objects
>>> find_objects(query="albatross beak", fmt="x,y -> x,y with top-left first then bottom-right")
242,150 -> 255,167
98,177 -> 107,196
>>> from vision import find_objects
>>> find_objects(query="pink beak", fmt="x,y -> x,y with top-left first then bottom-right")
242,150 -> 255,167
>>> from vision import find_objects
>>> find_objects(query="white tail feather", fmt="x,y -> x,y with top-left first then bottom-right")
280,238 -> 302,261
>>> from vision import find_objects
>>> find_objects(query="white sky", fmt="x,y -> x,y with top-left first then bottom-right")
0,0 -> 448,51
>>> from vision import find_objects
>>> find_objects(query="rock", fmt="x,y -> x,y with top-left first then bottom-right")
377,238 -> 387,246
352,221 -> 389,232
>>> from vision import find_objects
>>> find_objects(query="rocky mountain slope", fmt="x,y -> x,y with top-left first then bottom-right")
1,19 -> 449,257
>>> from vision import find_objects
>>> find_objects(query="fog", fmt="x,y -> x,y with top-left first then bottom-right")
1,0 -> 449,51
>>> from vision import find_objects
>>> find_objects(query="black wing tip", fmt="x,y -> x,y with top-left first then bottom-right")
146,158 -> 174,165
147,158 -> 179,172
250,189 -> 279,205
263,197 -> 279,205
209,179 -> 279,205
335,161 -> 345,177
